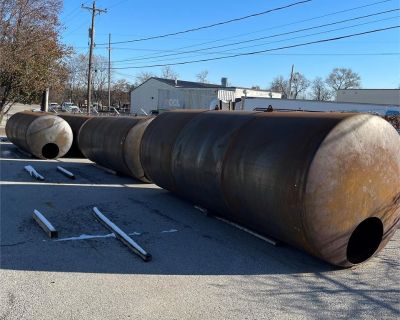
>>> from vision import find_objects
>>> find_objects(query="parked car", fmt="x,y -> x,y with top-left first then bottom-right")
61,102 -> 80,113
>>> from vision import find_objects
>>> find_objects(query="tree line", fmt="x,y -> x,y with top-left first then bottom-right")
266,67 -> 361,101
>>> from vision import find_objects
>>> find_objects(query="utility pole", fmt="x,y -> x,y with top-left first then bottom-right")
82,1 -> 107,115
108,33 -> 111,109
287,64 -> 294,99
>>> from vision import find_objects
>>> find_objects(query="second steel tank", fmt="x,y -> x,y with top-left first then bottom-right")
140,110 -> 400,267
78,116 -> 153,182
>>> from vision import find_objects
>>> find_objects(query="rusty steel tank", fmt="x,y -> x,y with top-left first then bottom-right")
78,116 -> 154,182
140,110 -> 206,192
140,110 -> 400,267
5,111 -> 73,159
58,114 -> 91,157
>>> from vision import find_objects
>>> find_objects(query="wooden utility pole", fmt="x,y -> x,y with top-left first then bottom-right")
287,64 -> 294,99
82,1 -> 107,115
108,33 -> 111,109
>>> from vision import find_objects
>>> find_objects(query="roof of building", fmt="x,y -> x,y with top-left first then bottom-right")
132,77 -> 280,94
151,77 -> 229,89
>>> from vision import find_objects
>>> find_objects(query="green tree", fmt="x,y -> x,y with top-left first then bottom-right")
0,0 -> 70,119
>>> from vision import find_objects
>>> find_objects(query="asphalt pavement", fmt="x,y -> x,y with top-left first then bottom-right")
0,141 -> 399,320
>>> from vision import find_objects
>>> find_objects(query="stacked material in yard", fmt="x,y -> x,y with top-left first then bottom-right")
6,110 -> 400,267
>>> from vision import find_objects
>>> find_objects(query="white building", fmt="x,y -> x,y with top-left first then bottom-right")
130,77 -> 281,115
238,97 -> 400,116
336,89 -> 400,106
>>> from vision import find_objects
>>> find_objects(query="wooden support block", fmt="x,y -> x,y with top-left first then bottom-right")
33,209 -> 58,238
93,207 -> 151,262
215,216 -> 280,246
24,165 -> 44,181
57,166 -> 75,179
92,164 -> 117,175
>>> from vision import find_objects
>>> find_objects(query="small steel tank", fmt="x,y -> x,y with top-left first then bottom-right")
58,114 -> 91,157
140,110 -> 206,192
78,116 -> 153,182
6,111 -> 73,159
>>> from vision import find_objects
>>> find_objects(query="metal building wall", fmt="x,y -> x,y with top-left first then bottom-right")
157,88 -> 218,110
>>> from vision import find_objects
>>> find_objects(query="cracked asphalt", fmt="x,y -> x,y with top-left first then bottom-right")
0,140 -> 399,320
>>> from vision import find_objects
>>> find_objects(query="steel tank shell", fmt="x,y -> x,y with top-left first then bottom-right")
78,116 -> 153,182
170,111 -> 258,213
142,110 -> 400,267
58,114 -> 91,157
123,118 -> 154,182
221,112 -> 400,267
5,111 -> 73,159
140,110 -> 206,192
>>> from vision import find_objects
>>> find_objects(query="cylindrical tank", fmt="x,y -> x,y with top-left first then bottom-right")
58,114 -> 91,157
141,110 -> 400,267
140,110 -> 206,192
78,116 -> 153,182
5,111 -> 73,159
171,111 -> 258,213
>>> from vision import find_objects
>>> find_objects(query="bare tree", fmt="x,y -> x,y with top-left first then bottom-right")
92,55 -> 108,104
310,77 -> 332,101
135,71 -> 156,86
62,53 -> 109,105
290,72 -> 310,99
270,76 -> 289,98
112,79 -> 132,106
161,66 -> 178,80
0,0 -> 70,119
326,68 -> 361,92
196,70 -> 209,83
251,85 -> 261,90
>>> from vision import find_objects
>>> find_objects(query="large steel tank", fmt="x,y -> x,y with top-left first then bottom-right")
5,111 -> 73,159
140,110 -> 206,192
140,110 -> 400,267
78,116 -> 153,182
170,111 -> 257,213
58,114 -> 91,157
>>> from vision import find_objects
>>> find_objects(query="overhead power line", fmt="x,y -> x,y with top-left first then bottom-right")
110,25 -> 400,69
96,0 -> 312,45
107,8 -> 400,64
106,15 -> 399,66
95,0 -> 395,58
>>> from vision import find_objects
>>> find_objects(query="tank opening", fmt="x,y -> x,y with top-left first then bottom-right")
347,217 -> 383,264
42,143 -> 59,159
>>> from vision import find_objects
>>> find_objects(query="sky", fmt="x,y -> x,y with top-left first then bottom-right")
60,0 -> 400,89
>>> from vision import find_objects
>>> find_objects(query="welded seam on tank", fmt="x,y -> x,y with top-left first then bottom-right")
167,111 -> 209,192
119,119 -> 142,177
218,112 -> 260,217
133,120 -> 152,182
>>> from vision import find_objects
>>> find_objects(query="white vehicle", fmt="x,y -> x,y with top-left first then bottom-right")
61,102 -> 80,113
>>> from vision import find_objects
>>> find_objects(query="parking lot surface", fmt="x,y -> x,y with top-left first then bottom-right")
0,141 -> 399,319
